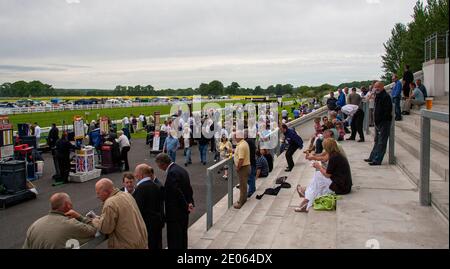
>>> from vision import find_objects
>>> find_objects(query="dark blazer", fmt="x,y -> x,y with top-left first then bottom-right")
164,163 -> 194,222
374,90 -> 393,126
132,180 -> 164,226
132,179 -> 164,249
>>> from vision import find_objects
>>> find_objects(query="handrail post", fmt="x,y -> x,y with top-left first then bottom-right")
206,168 -> 213,230
363,101 -> 370,135
227,158 -> 233,209
420,111 -> 432,206
388,104 -> 395,165
434,33 -> 438,60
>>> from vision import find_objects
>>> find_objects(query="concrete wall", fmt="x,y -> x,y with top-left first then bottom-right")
445,59 -> 449,94
423,59 -> 447,97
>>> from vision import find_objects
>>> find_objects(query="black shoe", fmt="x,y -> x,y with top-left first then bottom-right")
285,168 -> 293,172
357,139 -> 365,142
401,111 -> 407,115
395,118 -> 402,121
369,162 -> 381,166
346,138 -> 355,141
247,191 -> 254,198
185,163 -> 188,167
364,159 -> 372,162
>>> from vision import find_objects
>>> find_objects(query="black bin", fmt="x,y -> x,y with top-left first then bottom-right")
21,136 -> 37,149
0,160 -> 26,194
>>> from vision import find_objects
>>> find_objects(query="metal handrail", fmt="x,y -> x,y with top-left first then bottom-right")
419,109 -> 449,206
206,158 -> 234,230
424,31 -> 449,62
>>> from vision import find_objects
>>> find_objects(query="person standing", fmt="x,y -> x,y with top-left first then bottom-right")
55,132 -> 77,184
281,108 -> 288,121
117,130 -> 131,171
122,116 -> 130,133
198,122 -> 210,165
182,123 -> 192,167
245,131 -> 257,197
402,65 -> 414,98
155,153 -> 194,250
68,178 -> 148,249
281,124 -> 304,172
23,193 -> 96,249
133,164 -> 164,250
33,122 -> 41,145
163,130 -> 180,163
347,88 -> 362,107
47,123 -> 59,149
391,74 -> 403,121
365,81 -> 393,166
326,92 -> 338,111
233,131 -> 251,209
336,88 -> 346,108
48,123 -> 60,179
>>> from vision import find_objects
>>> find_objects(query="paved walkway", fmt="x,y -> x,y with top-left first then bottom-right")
189,133 -> 449,249
0,138 -> 229,249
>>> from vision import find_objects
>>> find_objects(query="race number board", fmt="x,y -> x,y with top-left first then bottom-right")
73,115 -> 85,140
154,111 -> 161,131
100,116 -> 109,135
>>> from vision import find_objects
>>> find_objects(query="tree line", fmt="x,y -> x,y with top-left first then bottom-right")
1,80 -> 375,100
381,0 -> 449,81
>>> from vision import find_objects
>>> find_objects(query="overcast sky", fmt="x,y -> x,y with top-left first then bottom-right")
0,0 -> 418,90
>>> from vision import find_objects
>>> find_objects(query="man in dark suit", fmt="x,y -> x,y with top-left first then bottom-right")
132,164 -> 164,250
155,153 -> 194,250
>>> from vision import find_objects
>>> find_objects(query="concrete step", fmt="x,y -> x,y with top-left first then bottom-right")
205,150 -> 306,249
403,113 -> 449,140
430,180 -> 449,220
203,151 -> 296,248
393,140 -> 448,220
395,120 -> 448,155
394,125 -> 449,181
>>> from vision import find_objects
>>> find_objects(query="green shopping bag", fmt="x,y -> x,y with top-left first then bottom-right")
313,194 -> 341,211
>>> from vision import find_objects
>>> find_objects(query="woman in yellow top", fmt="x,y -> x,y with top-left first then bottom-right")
219,135 -> 233,179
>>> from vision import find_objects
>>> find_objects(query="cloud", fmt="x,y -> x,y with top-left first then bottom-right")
0,64 -> 66,72
0,0 -> 417,88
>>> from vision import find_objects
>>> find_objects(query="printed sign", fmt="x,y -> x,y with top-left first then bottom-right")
154,111 -> 161,132
73,116 -> 85,140
100,116 -> 109,135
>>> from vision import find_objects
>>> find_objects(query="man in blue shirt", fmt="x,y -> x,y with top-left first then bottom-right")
281,124 -> 303,172
163,130 -> 180,162
390,74 -> 403,121
336,88 -> 346,108
293,108 -> 300,119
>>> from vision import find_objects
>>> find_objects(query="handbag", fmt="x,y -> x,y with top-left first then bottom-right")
313,194 -> 341,211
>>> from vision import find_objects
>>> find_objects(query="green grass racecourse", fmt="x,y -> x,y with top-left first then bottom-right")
7,100 -> 271,128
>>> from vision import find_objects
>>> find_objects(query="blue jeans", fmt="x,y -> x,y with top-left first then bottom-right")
393,96 -> 401,119
184,148 -> 192,164
369,121 -> 391,164
248,165 -> 256,195
199,144 -> 208,164
168,150 -> 177,163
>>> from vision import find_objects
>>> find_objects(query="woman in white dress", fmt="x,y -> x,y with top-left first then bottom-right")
295,138 -> 352,212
